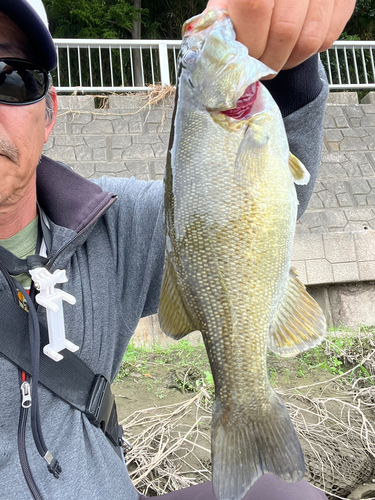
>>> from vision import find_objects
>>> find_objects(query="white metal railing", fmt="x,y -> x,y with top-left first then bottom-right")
53,39 -> 181,92
321,41 -> 375,89
52,39 -> 375,93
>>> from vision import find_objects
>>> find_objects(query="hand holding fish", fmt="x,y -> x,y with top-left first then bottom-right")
206,0 -> 356,76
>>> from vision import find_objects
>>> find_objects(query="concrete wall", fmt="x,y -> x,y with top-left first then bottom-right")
43,91 -> 375,336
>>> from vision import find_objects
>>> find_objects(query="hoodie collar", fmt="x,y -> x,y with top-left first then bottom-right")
36,156 -> 116,234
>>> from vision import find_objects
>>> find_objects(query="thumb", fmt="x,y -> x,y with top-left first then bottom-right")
206,0 -> 274,59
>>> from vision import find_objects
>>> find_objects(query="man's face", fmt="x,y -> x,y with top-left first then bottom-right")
0,12 -> 56,210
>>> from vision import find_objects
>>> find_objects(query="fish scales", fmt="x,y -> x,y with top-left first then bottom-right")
159,8 -> 326,500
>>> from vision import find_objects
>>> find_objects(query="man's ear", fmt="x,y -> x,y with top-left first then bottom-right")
44,86 -> 58,143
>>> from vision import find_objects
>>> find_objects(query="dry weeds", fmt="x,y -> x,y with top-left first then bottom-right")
119,329 -> 375,498
119,389 -> 212,496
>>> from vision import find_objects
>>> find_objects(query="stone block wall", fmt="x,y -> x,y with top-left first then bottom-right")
43,91 -> 375,332
46,92 -> 375,231
291,230 -> 375,285
44,95 -> 173,182
297,95 -> 375,234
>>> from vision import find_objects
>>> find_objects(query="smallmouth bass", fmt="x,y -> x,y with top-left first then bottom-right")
158,8 -> 326,500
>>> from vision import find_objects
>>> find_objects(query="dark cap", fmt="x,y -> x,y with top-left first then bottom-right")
0,0 -> 57,71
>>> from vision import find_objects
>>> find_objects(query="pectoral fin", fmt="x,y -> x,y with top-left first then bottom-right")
268,268 -> 326,357
289,153 -> 310,185
158,256 -> 196,340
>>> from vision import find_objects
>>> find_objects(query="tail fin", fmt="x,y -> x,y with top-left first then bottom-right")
212,391 -> 304,500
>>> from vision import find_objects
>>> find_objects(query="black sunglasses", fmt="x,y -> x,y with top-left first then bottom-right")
0,58 -> 51,106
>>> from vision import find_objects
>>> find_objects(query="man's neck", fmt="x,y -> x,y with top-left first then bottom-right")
0,180 -> 37,240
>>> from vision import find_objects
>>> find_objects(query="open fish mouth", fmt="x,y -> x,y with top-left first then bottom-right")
221,81 -> 260,120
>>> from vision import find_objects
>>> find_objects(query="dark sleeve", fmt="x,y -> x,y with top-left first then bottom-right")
142,475 -> 328,500
263,55 -> 324,118
264,55 -> 329,218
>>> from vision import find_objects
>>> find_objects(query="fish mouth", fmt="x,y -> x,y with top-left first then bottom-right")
221,81 -> 260,120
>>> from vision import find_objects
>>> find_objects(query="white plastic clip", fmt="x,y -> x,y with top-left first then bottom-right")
29,268 -> 79,362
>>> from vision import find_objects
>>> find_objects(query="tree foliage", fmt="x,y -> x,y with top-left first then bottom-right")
342,0 -> 375,40
44,0 -> 146,39
45,0 -> 375,42
141,0 -> 207,39
45,0 -> 208,39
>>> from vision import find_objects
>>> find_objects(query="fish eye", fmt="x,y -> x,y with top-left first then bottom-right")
183,50 -> 198,65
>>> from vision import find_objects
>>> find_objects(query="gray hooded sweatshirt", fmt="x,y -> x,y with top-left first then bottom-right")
0,63 -> 329,499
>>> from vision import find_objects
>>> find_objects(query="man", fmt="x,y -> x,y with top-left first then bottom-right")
0,0 -> 355,499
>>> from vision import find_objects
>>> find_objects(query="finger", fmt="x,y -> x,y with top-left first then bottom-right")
319,0 -> 357,51
206,0 -> 229,12
226,0 -> 275,60
283,0 -> 335,70
205,0 -> 273,58
258,0 -> 310,73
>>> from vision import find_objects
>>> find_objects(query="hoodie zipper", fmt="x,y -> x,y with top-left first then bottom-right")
18,370 -> 45,500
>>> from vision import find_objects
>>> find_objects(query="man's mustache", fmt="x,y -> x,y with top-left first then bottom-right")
0,138 -> 19,164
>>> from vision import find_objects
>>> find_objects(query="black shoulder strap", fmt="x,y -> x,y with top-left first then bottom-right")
0,292 -> 123,458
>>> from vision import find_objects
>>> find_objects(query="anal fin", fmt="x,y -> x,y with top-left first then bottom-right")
269,268 -> 326,357
158,256 -> 196,340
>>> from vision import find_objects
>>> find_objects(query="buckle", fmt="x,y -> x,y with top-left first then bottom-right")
123,438 -> 133,456
47,458 -> 62,479
86,375 -> 115,435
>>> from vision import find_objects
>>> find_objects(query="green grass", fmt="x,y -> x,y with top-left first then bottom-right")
117,327 -> 375,390
116,339 -> 210,383
116,339 -> 217,396
123,339 -> 203,362
295,327 -> 375,381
